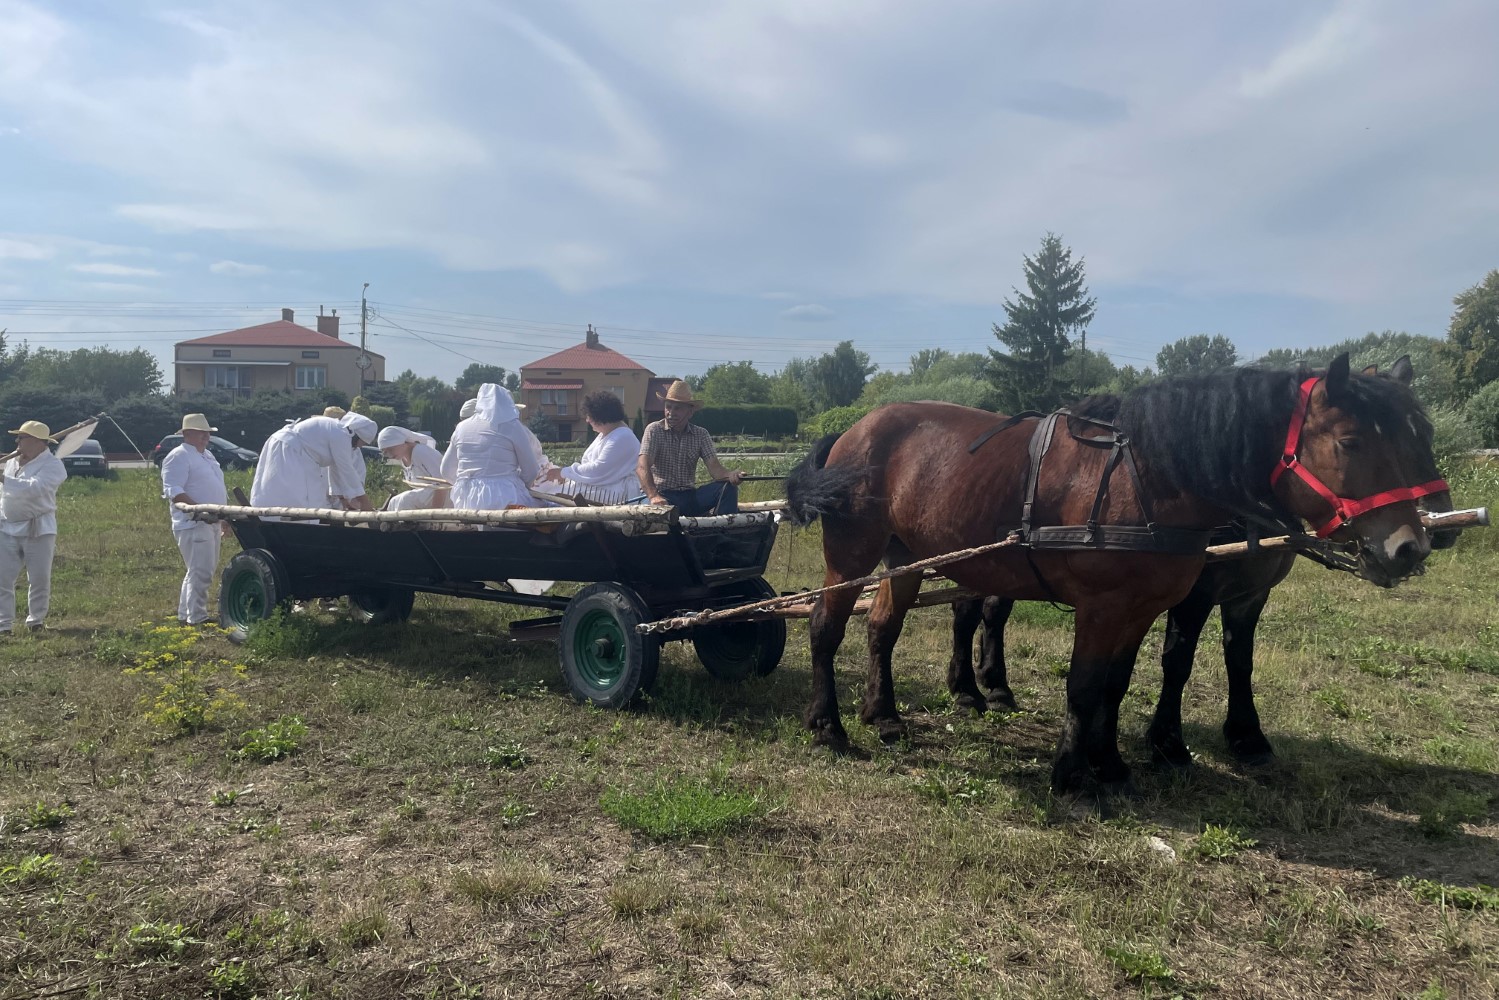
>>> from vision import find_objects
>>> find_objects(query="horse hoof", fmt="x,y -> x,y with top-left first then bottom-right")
1099,777 -> 1139,799
1150,743 -> 1194,769
1232,748 -> 1276,768
808,720 -> 850,753
875,720 -> 905,746
1228,735 -> 1275,765
953,692 -> 985,714
986,691 -> 1019,712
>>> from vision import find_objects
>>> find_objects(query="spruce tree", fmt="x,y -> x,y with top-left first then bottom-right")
989,233 -> 1096,412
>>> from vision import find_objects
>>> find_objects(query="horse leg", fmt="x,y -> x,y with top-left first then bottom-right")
1054,608 -> 1152,795
860,571 -> 923,744
1221,590 -> 1275,764
806,582 -> 862,750
1146,586 -> 1214,768
977,596 -> 1017,711
947,598 -> 987,713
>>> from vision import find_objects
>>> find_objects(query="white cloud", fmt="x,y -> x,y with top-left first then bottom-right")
209,259 -> 270,277
70,262 -> 160,277
781,303 -> 835,322
0,237 -> 53,261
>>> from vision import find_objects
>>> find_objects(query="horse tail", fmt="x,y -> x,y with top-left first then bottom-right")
785,434 -> 868,526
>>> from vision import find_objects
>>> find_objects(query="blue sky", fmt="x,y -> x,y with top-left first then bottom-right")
2,0 -> 1497,385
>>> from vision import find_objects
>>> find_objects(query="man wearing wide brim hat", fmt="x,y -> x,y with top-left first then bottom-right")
0,419 -> 69,633
162,414 -> 230,625
636,380 -> 745,516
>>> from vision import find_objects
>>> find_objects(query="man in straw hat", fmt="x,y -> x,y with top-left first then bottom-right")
251,410 -> 378,513
636,380 -> 744,515
0,420 -> 68,633
161,414 -> 229,626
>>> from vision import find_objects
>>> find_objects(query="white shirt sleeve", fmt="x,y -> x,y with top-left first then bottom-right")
161,446 -> 190,500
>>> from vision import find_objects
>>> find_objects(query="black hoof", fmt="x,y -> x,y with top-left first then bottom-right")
874,719 -> 904,745
953,691 -> 986,714
1150,741 -> 1194,769
1232,748 -> 1276,768
986,690 -> 1019,712
1226,731 -> 1275,765
808,718 -> 850,753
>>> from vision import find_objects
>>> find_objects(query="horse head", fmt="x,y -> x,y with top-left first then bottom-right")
1272,353 -> 1445,587
1363,355 -> 1460,550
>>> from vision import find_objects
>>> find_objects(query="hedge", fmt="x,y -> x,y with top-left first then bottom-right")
691,405 -> 798,437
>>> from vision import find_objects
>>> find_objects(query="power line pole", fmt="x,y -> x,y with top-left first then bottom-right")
355,282 -> 373,392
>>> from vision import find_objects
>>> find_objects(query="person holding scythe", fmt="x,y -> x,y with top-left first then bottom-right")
161,413 -> 229,626
0,420 -> 68,633
636,380 -> 744,515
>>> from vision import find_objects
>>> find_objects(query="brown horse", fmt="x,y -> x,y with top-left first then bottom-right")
784,355 -> 1441,794
945,357 -> 1460,769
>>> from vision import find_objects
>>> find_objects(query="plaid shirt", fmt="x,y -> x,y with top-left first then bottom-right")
639,419 -> 717,492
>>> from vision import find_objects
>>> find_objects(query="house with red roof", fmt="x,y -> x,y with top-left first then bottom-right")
173,307 -> 385,400
519,327 -> 661,442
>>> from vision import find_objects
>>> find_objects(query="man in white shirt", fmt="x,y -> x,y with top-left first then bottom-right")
162,413 -> 229,625
0,419 -> 69,634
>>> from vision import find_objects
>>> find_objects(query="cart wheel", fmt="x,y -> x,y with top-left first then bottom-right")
560,583 -> 659,708
692,577 -> 786,682
219,548 -> 289,644
347,587 -> 415,625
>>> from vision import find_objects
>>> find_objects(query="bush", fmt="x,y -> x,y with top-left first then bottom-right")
1429,406 -> 1483,476
693,404 -> 798,437
1463,380 -> 1499,447
808,404 -> 870,437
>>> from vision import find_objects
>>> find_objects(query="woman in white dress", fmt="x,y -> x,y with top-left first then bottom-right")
541,391 -> 641,504
251,412 -> 378,511
440,384 -> 540,510
377,426 -> 448,511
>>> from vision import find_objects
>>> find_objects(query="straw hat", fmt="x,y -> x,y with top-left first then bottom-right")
656,380 -> 702,409
7,419 -> 56,441
179,413 -> 217,434
323,405 -> 347,418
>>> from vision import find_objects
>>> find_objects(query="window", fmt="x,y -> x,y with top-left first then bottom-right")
545,370 -> 562,376
301,350 -> 320,359
212,349 -> 231,358
604,371 -> 620,376
603,385 -> 624,399
295,366 -> 326,389
554,423 -> 573,442
205,366 -> 250,389
556,394 -> 569,415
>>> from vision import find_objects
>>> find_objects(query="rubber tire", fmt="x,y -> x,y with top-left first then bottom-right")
219,548 -> 289,644
691,577 -> 787,682
348,587 -> 416,625
559,583 -> 659,708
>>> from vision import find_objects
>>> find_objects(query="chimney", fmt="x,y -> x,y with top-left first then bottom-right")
585,324 -> 599,349
281,307 -> 294,322
317,306 -> 340,339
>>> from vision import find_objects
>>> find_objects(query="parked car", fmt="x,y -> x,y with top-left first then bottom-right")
360,445 -> 385,465
58,439 -> 110,478
151,434 -> 260,470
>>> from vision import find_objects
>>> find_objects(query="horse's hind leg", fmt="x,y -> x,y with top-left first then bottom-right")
806,582 -> 862,750
947,598 -> 987,712
860,570 -> 923,744
1054,607 -> 1153,794
1221,590 -> 1274,764
1146,586 -> 1214,768
977,596 -> 1017,710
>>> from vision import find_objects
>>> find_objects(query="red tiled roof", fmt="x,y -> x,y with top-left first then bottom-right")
522,339 -> 649,372
522,380 -> 584,390
178,320 -> 364,350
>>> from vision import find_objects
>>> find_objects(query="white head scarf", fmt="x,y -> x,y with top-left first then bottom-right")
338,411 -> 378,445
459,398 -> 478,420
376,425 -> 436,450
475,383 -> 520,427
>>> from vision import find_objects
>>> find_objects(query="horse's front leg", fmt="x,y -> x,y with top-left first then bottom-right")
1053,606 -> 1153,795
860,573 -> 923,744
947,598 -> 987,712
977,596 -> 1017,710
806,582 -> 861,750
1221,590 -> 1274,764
1146,586 -> 1214,768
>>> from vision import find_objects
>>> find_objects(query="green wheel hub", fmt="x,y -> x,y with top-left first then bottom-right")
570,608 -> 629,690
224,567 -> 268,628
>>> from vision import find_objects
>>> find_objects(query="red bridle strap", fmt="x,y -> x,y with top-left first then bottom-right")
1270,376 -> 1449,538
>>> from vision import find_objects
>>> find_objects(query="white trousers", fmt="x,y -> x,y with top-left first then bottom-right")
174,522 -> 222,625
0,532 -> 57,631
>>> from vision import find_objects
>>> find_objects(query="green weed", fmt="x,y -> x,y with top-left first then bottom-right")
233,716 -> 308,762
123,921 -> 203,960
484,741 -> 530,770
0,853 -> 62,885
1193,824 -> 1258,861
1103,941 -> 1174,984
600,776 -> 769,839
1403,878 -> 1499,911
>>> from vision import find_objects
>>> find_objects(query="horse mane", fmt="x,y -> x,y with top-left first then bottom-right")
1075,366 -> 1433,518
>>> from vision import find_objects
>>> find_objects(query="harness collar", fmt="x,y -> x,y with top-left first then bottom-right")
1269,376 -> 1448,538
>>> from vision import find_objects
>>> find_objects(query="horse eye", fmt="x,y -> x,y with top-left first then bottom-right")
1338,437 -> 1362,452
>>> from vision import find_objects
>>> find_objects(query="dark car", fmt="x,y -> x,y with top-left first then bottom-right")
151,434 -> 260,470
58,439 -> 110,477
360,445 -> 384,465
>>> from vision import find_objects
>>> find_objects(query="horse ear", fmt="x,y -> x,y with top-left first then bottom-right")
1389,354 -> 1414,386
1325,353 -> 1351,403
1361,364 -> 1379,376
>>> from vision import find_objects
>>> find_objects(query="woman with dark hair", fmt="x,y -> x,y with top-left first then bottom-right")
542,390 -> 641,503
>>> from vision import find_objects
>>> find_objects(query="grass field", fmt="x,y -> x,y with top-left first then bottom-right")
1,464 -> 1496,999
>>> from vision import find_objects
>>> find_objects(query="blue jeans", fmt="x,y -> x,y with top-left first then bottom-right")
659,482 -> 738,516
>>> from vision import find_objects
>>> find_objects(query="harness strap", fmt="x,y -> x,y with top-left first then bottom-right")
967,411 -> 1044,455
1021,412 -> 1064,540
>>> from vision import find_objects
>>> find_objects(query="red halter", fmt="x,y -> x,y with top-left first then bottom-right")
1270,376 -> 1449,538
